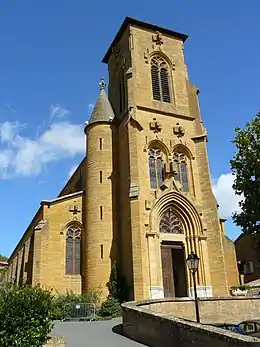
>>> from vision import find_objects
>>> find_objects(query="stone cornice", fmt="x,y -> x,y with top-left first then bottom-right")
136,105 -> 195,121
41,191 -> 83,207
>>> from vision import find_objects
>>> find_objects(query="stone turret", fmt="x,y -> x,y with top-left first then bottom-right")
84,78 -> 117,299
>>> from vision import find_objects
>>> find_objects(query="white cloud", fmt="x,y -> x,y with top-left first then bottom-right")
50,104 -> 70,120
68,164 -> 78,179
213,173 -> 242,219
0,121 -> 24,143
0,149 -> 13,173
0,107 -> 85,179
88,103 -> 94,110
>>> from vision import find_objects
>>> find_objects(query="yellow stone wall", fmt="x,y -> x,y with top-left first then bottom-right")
6,193 -> 83,294
39,194 -> 83,293
84,123 -> 117,300
8,207 -> 43,285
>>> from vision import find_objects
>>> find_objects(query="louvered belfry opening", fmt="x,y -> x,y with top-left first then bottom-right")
151,56 -> 171,103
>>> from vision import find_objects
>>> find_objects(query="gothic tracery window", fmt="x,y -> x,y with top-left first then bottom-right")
151,56 -> 171,103
173,152 -> 189,192
159,207 -> 183,234
148,148 -> 164,189
66,225 -> 81,275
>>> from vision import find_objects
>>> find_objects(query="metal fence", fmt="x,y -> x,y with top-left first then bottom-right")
64,302 -> 96,321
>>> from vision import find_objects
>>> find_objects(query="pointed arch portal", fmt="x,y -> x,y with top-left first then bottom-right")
148,191 -> 206,299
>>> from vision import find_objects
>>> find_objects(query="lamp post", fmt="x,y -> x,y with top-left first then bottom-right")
186,251 -> 200,323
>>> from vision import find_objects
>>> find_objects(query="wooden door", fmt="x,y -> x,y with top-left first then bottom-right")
161,246 -> 175,297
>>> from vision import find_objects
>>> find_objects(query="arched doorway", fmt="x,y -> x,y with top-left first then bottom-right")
159,207 -> 187,297
147,190 -> 209,300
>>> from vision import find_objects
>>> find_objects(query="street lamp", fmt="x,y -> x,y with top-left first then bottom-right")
186,251 -> 200,323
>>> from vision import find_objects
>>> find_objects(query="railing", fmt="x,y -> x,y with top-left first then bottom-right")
64,303 -> 96,321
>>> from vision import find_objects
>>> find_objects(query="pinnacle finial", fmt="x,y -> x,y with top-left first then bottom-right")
99,77 -> 106,90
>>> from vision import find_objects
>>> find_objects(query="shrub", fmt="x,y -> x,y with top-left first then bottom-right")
107,262 -> 128,303
98,296 -> 121,318
50,289 -> 101,320
231,284 -> 251,291
0,283 -> 53,347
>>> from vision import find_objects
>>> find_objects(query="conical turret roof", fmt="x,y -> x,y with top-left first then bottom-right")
89,78 -> 115,124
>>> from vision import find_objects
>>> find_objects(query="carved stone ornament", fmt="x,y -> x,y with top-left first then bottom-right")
144,48 -> 150,64
152,31 -> 164,46
173,123 -> 185,137
146,231 -> 160,239
150,118 -> 162,133
69,201 -> 81,220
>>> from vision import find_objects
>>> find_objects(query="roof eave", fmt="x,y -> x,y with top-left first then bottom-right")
102,16 -> 188,64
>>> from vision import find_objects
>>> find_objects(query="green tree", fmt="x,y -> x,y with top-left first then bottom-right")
107,262 -> 128,303
0,254 -> 8,262
230,112 -> 260,234
0,284 -> 53,347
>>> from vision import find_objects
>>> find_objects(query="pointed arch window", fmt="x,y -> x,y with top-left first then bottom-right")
66,225 -> 81,275
173,153 -> 189,192
148,148 -> 164,189
151,56 -> 171,103
159,207 -> 183,234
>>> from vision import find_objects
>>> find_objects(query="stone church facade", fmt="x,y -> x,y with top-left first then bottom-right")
7,17 -> 239,300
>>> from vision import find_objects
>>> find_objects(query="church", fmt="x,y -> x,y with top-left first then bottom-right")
6,17 -> 239,301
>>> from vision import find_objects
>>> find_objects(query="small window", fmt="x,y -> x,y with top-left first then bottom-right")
100,206 -> 103,220
100,244 -> 104,259
99,171 -> 102,184
99,138 -> 103,150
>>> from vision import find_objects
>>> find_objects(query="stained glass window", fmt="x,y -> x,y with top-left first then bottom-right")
148,148 -> 164,189
173,152 -> 189,192
181,162 -> 188,192
149,155 -> 157,189
159,207 -> 183,234
66,225 -> 81,275
157,157 -> 164,187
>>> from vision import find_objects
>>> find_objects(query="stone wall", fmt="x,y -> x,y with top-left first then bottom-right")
139,297 -> 260,324
122,301 -> 260,347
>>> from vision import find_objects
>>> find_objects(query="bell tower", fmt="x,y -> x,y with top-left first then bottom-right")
101,17 -> 238,300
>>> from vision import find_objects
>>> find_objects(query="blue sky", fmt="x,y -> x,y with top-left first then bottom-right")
0,1 -> 259,256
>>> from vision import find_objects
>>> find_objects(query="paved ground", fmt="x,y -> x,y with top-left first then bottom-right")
51,318 -> 146,347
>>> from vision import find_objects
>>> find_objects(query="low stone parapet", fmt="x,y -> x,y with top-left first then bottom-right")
44,336 -> 65,347
122,300 -> 260,347
136,296 -> 260,324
